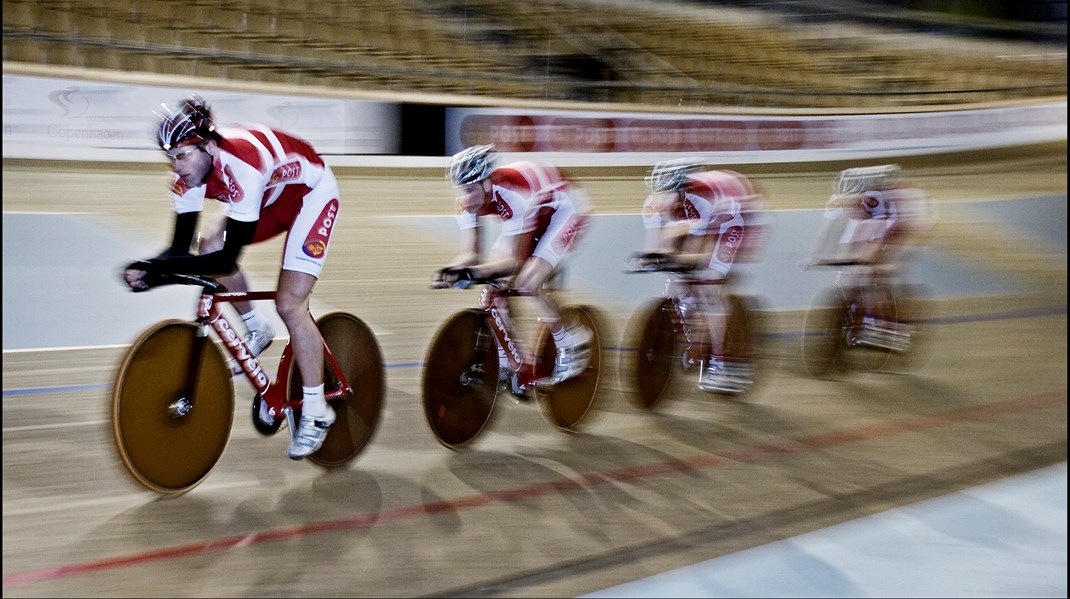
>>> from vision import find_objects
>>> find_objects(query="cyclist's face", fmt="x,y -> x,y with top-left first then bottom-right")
165,144 -> 212,187
456,182 -> 486,212
649,190 -> 681,215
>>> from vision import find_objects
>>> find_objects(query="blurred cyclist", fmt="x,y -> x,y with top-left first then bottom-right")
122,96 -> 340,460
807,164 -> 935,343
630,158 -> 769,393
434,144 -> 593,395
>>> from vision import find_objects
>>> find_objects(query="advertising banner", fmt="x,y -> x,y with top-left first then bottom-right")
1,74 -> 400,161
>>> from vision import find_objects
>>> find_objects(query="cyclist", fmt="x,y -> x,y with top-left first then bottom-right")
122,96 -> 340,460
434,144 -> 593,395
807,164 -> 934,345
630,158 -> 769,393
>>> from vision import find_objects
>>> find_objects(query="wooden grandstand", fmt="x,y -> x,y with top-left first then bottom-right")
3,0 -> 1066,110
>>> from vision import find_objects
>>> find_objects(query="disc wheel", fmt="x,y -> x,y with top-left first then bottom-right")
621,298 -> 678,410
801,288 -> 848,379
721,294 -> 762,397
422,309 -> 499,449
112,320 -> 234,495
289,312 -> 385,468
534,304 -> 604,431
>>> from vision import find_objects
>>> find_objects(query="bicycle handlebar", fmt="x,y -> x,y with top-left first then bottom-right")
138,270 -> 227,293
798,258 -> 872,271
432,267 -> 507,290
626,252 -> 693,274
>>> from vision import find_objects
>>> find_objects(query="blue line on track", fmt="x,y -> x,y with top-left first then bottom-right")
3,304 -> 1064,398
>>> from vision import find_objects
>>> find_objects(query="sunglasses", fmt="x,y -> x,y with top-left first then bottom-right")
165,146 -> 203,161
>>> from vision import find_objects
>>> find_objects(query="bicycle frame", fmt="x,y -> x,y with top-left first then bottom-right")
477,284 -> 546,391
662,274 -> 727,369
195,289 -> 353,420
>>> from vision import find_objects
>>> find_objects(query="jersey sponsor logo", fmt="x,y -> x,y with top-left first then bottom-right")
683,198 -> 701,222
492,190 -> 513,221
222,164 -> 245,203
863,193 -> 881,210
552,214 -> 587,253
716,225 -> 744,263
301,198 -> 338,258
269,160 -> 302,187
303,239 -> 326,258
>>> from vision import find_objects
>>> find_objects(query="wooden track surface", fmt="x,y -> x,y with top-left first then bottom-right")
2,146 -> 1066,597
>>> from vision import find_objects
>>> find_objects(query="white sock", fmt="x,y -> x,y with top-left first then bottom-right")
302,385 -> 328,419
242,308 -> 269,334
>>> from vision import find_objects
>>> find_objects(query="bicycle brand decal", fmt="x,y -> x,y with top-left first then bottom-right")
215,317 -> 269,388
302,199 -> 338,259
482,288 -> 521,367
198,295 -> 213,318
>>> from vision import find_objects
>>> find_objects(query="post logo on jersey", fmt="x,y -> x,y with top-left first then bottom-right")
552,214 -> 588,253
222,164 -> 245,204
716,225 -> 744,264
491,190 -> 514,221
683,198 -> 701,222
302,199 -> 338,258
269,160 -> 302,187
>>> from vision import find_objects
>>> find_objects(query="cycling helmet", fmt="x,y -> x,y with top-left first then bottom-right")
447,144 -> 496,187
835,164 -> 901,196
155,96 -> 217,151
644,157 -> 706,193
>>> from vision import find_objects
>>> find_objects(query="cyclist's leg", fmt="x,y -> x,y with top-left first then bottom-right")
302,312 -> 385,467
516,257 -> 589,384
277,189 -> 341,458
199,219 -> 276,372
535,304 -> 604,431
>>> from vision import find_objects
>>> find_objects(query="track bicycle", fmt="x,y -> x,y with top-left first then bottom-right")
621,254 -> 763,409
800,260 -> 929,378
422,275 -> 604,450
112,273 -> 385,495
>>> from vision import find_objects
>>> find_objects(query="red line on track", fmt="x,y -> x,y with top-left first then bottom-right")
4,389 -> 1064,588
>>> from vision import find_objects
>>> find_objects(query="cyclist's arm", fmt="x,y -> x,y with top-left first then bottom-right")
474,234 -> 520,280
155,211 -> 199,258
671,234 -> 716,270
443,220 -> 481,275
144,217 -> 257,275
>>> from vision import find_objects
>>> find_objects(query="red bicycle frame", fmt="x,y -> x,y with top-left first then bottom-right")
196,289 -> 353,420
477,285 -> 546,391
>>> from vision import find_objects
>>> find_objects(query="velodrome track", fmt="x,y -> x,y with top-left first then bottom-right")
2,144 -> 1066,597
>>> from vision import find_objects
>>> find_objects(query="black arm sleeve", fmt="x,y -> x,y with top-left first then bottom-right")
169,211 -> 199,255
147,218 -> 258,276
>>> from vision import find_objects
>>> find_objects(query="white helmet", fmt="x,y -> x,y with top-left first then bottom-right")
447,144 -> 496,187
644,157 -> 706,193
835,164 -> 901,196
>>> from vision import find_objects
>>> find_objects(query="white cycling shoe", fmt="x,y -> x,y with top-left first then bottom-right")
287,405 -> 336,460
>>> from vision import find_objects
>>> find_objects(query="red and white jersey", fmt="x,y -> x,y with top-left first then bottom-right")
675,170 -> 759,235
826,184 -> 932,245
456,160 -> 589,238
169,124 -> 329,225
